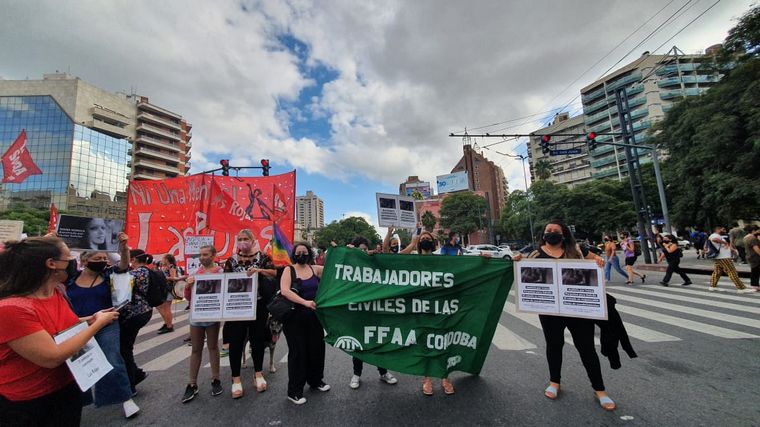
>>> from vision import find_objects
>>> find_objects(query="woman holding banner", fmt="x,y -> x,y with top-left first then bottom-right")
64,235 -> 141,418
513,220 -> 617,411
223,229 -> 277,398
280,242 -> 330,404
0,236 -> 119,426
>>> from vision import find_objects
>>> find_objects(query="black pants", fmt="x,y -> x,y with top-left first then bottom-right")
282,309 -> 325,397
737,246 -> 746,263
751,265 -> 759,287
663,258 -> 691,283
352,357 -> 387,376
227,303 -> 270,376
0,383 -> 81,427
119,310 -> 152,391
539,314 -> 605,391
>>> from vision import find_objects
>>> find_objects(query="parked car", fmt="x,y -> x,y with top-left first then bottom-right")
519,244 -> 537,254
677,239 -> 692,250
500,240 -> 528,251
466,244 -> 514,259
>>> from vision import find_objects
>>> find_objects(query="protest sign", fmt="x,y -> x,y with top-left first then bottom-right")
185,235 -> 215,255
316,247 -> 512,378
190,273 -> 257,322
376,193 -> 417,229
56,215 -> 124,252
0,219 -> 24,241
54,322 -> 113,391
515,259 -> 607,320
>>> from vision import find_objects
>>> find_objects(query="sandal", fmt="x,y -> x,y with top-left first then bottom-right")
231,382 -> 243,399
641,275 -> 647,283
422,377 -> 433,396
255,375 -> 267,393
544,384 -> 559,400
594,393 -> 616,411
441,378 -> 455,395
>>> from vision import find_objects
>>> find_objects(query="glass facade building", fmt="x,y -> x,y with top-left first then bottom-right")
0,95 -> 130,217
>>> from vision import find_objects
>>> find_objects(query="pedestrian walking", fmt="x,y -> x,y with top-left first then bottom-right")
657,235 -> 692,287
280,242 -> 330,404
182,245 -> 224,403
707,226 -> 755,293
122,250 -> 155,395
729,223 -> 747,264
603,235 -> 628,282
0,236 -> 120,426
620,232 -> 646,285
743,225 -> 760,290
692,229 -> 707,259
440,232 -> 464,256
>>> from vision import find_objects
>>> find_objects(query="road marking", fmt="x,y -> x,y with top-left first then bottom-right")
615,305 -> 759,339
646,285 -> 760,305
143,345 -> 191,371
138,313 -> 191,337
134,325 -> 191,356
613,294 -> 760,329
492,323 -> 537,350
611,287 -> 760,315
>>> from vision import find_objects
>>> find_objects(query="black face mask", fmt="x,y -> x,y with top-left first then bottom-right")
87,261 -> 108,273
293,254 -> 309,265
390,246 -> 399,254
56,259 -> 78,282
419,240 -> 435,251
543,232 -> 564,245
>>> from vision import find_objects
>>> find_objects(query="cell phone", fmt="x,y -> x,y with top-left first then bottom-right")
416,227 -> 422,236
113,301 -> 129,311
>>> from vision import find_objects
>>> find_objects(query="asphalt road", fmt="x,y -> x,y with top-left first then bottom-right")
81,267 -> 760,427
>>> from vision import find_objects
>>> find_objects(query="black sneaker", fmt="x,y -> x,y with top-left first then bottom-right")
182,384 -> 198,403
659,281 -> 669,287
210,379 -> 223,396
287,394 -> 307,405
134,370 -> 148,386
157,326 -> 174,335
312,382 -> 331,392
681,281 -> 692,286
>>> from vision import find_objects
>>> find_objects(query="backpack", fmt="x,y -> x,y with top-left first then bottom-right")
705,240 -> 719,259
145,269 -> 171,307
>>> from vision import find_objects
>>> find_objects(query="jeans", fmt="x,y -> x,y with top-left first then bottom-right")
604,255 -> 628,282
119,310 -> 152,391
91,322 -> 133,406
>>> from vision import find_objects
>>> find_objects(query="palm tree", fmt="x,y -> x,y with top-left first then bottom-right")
534,159 -> 554,180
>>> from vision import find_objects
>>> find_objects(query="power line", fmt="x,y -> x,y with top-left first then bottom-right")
652,0 -> 722,53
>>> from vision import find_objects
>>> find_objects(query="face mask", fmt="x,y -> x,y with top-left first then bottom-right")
543,232 -> 564,245
56,259 -> 78,282
293,253 -> 309,265
419,240 -> 435,251
87,261 -> 108,273
238,241 -> 253,252
390,246 -> 399,254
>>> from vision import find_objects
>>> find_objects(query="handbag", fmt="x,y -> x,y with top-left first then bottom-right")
110,272 -> 134,309
267,266 -> 300,323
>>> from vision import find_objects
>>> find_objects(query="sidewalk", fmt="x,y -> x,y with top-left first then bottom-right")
637,249 -> 752,278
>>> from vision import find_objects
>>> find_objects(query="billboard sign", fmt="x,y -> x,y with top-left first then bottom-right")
404,182 -> 432,199
436,171 -> 469,194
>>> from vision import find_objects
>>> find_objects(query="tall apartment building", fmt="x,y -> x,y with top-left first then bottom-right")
527,113 -> 592,188
0,73 -> 192,217
295,190 -> 324,230
450,141 -> 508,224
580,48 -> 723,180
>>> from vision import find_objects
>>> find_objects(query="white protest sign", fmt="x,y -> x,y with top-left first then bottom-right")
0,220 -> 24,241
185,235 -> 215,255
54,322 -> 113,391
190,273 -> 257,322
376,193 -> 417,229
515,259 -> 607,320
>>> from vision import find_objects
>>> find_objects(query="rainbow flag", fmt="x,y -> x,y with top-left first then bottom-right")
271,223 -> 293,266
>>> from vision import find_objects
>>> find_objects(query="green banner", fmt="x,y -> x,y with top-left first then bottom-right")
315,247 -> 513,378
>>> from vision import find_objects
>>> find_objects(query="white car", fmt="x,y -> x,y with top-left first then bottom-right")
677,239 -> 692,250
465,244 -> 514,259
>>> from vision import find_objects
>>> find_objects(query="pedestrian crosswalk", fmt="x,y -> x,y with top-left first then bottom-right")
131,284 -> 760,373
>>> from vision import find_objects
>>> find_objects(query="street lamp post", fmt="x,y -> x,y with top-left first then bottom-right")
495,150 -> 535,245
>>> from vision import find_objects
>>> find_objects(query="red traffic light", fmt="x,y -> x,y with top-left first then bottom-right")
541,135 -> 551,143
587,132 -> 597,140
260,159 -> 269,167
220,159 -> 229,167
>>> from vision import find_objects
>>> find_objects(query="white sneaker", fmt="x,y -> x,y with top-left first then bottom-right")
287,395 -> 307,405
707,287 -> 725,292
737,288 -> 758,294
379,373 -> 398,385
349,375 -> 361,389
123,399 -> 140,418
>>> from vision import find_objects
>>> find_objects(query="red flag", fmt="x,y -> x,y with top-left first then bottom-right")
2,130 -> 42,184
48,203 -> 58,235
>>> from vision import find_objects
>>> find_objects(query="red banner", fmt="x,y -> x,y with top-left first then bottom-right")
125,171 -> 296,262
48,203 -> 58,235
2,130 -> 43,184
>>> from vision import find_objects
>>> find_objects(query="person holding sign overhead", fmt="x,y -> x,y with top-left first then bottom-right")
513,220 -> 617,411
0,236 -> 119,426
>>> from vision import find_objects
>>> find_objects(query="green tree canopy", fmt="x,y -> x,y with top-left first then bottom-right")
314,216 -> 381,248
0,204 -> 52,236
533,159 -> 553,180
421,210 -> 437,232
439,192 -> 486,238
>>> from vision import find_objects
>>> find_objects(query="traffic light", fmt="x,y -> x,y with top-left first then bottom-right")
220,159 -> 230,176
586,132 -> 598,151
261,159 -> 270,176
540,135 -> 551,154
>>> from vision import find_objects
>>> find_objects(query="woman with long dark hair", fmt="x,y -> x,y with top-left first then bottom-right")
0,236 -> 119,426
514,220 -> 616,411
120,249 -> 154,395
280,242 -> 330,404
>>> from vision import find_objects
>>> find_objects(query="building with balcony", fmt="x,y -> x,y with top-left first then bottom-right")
527,113 -> 592,188
0,73 -> 193,218
450,140 -> 508,229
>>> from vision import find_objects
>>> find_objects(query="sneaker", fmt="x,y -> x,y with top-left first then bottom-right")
379,373 -> 398,385
681,281 -> 692,286
314,382 -> 331,392
182,384 -> 199,403
211,379 -> 223,396
157,324 -> 167,331
658,281 -> 669,287
288,395 -> 307,405
707,287 -> 718,292
737,288 -> 758,294
123,399 -> 140,418
157,326 -> 174,335
220,348 -> 229,357
349,375 -> 361,389
134,370 -> 148,386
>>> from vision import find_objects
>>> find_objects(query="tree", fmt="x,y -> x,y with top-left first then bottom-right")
421,210 -> 437,232
533,159 -> 554,180
313,216 -> 381,248
0,204 -> 52,236
722,4 -> 760,60
395,228 -> 413,246
439,192 -> 486,241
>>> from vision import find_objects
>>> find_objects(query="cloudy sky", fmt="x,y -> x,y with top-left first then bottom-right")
1,0 -> 754,231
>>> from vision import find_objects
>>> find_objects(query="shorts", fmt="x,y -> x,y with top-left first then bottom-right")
625,256 -> 637,266
165,291 -> 173,302
190,321 -> 219,329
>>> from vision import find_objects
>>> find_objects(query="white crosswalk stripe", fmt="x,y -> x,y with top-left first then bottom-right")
491,323 -> 536,350
615,305 -> 758,339
642,285 -> 760,305
139,313 -> 191,337
134,325 -> 191,356
610,286 -> 760,315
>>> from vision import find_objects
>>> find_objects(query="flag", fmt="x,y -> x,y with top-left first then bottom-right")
48,203 -> 58,235
271,185 -> 289,224
1,130 -> 42,184
270,222 -> 293,267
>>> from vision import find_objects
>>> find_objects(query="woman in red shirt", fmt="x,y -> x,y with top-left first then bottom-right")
0,236 -> 119,426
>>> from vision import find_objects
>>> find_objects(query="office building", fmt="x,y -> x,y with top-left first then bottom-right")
0,73 -> 192,217
527,113 -> 592,188
296,190 -> 324,230
450,140 -> 508,223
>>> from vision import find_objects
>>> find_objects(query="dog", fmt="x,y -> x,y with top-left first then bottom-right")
241,316 -> 283,373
